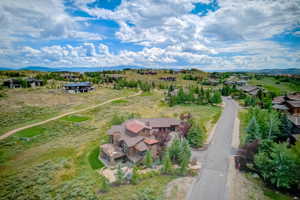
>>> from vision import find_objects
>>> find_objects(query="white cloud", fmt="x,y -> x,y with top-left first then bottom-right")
0,0 -> 103,48
0,0 -> 299,70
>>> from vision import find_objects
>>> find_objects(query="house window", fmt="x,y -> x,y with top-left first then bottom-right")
121,142 -> 128,153
139,151 -> 146,156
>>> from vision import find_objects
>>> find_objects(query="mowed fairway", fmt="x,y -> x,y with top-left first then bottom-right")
0,88 -> 221,200
248,77 -> 300,95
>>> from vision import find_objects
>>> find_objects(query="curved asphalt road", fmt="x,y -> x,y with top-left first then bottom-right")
187,97 -> 238,200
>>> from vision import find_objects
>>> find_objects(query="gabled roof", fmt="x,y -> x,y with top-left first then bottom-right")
138,118 -> 181,128
126,120 -> 147,134
286,101 -> 300,108
120,134 -> 144,147
144,138 -> 159,145
239,85 -> 259,92
287,93 -> 300,101
134,141 -> 148,152
272,104 -> 288,110
272,96 -> 285,104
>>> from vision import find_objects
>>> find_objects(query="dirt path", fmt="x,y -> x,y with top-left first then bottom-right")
0,91 -> 142,140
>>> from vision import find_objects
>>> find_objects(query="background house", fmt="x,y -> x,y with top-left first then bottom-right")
272,93 -> 300,134
64,82 -> 93,93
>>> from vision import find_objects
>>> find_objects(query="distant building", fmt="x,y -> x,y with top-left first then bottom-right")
238,85 -> 262,96
3,78 -> 43,88
64,82 -> 93,93
224,80 -> 247,86
160,77 -> 176,81
3,79 -> 22,88
100,118 -> 181,166
26,78 -> 43,87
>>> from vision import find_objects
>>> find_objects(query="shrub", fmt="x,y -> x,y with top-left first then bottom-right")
144,150 -> 153,168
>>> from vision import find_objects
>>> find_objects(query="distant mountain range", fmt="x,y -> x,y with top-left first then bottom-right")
248,68 -> 300,75
0,66 -> 147,72
0,66 -> 299,75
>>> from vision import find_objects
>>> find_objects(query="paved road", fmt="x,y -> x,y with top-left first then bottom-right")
0,91 -> 142,140
187,97 -> 238,200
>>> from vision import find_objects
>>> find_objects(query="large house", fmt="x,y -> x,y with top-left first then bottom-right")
3,79 -> 22,88
26,78 -> 43,87
3,78 -> 43,88
64,82 -> 93,93
100,118 -> 181,166
272,93 -> 300,134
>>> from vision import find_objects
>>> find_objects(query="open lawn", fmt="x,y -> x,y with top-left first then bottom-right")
0,88 -> 221,199
248,77 -> 300,95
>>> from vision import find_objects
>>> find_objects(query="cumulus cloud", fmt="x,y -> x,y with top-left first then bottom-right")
0,0 -> 103,47
0,0 -> 299,70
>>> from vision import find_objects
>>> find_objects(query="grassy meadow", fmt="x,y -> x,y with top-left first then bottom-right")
248,77 -> 300,95
0,86 -> 221,200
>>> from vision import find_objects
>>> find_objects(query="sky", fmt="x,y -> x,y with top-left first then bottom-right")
0,0 -> 299,70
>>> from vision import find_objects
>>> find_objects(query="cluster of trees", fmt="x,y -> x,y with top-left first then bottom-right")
166,86 -> 222,106
113,79 -> 152,91
0,71 -> 25,77
182,74 -> 202,81
236,107 -> 300,192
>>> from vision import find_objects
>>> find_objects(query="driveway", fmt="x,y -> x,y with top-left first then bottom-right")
187,97 -> 239,200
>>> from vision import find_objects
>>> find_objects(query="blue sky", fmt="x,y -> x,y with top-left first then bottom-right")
0,0 -> 299,70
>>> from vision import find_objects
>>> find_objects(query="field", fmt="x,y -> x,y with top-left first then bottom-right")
0,87 -> 221,200
248,77 -> 300,95
0,87 -> 134,135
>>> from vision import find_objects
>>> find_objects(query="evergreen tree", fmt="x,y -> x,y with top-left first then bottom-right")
179,156 -> 189,176
187,123 -> 205,148
245,116 -> 261,143
144,150 -> 153,168
279,113 -> 293,140
169,137 -> 181,163
180,138 -> 192,163
115,164 -> 125,185
211,91 -> 222,104
161,151 -> 172,174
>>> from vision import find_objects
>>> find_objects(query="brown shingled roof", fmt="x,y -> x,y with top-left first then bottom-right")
126,120 -> 146,134
134,141 -> 148,152
144,138 -> 159,145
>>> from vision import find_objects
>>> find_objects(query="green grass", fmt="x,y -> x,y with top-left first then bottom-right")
239,109 -> 248,146
248,77 -> 300,95
0,105 -> 58,135
61,115 -> 90,122
0,88 -> 220,199
111,99 -> 129,104
100,175 -> 176,200
15,126 -> 46,138
263,188 -> 292,200
88,147 -> 104,170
